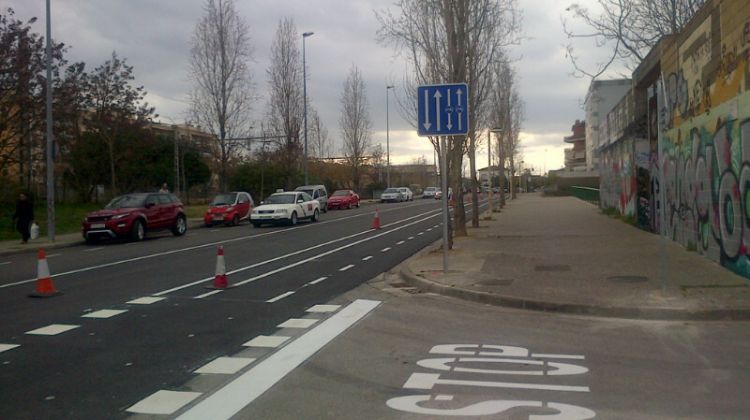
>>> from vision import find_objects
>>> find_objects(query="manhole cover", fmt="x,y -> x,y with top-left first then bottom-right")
534,264 -> 571,272
474,279 -> 514,286
608,275 -> 648,283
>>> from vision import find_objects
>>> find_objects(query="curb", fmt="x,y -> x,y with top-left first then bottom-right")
399,263 -> 750,321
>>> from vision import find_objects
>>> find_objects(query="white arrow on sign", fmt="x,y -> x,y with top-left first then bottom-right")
446,89 -> 453,130
456,88 -> 463,132
433,90 -> 442,131
422,89 -> 431,131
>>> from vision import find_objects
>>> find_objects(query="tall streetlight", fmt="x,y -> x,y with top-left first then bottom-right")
302,31 -> 314,185
45,0 -> 55,241
386,85 -> 394,188
488,128 -> 503,212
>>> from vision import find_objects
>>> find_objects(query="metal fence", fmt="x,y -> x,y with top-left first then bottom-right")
570,186 -> 600,205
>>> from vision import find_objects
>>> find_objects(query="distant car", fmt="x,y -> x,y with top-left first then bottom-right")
82,193 -> 187,243
380,187 -> 404,203
251,191 -> 320,227
204,191 -> 254,227
327,189 -> 360,210
434,188 -> 453,200
422,187 -> 438,199
295,185 -> 329,213
397,187 -> 414,201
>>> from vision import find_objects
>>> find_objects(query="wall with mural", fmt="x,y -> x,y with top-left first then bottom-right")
600,138 -> 637,217
659,0 -> 750,277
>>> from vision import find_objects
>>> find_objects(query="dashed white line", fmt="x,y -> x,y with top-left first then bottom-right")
338,264 -> 355,272
45,253 -> 61,258
83,247 -> 104,253
82,309 -> 128,319
0,261 -> 11,266
426,228 -> 433,232
306,304 -> 340,313
0,344 -> 20,353
266,291 -> 295,303
308,277 -> 327,285
195,357 -> 256,375
396,240 -> 405,245
127,390 -> 202,415
362,256 -> 373,261
127,296 -> 165,305
25,324 -> 80,336
408,236 -> 414,240
381,247 -> 391,252
242,335 -> 290,348
277,318 -> 318,329
417,232 -> 424,236
210,229 -> 220,232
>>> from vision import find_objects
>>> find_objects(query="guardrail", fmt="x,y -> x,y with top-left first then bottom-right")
570,186 -> 600,205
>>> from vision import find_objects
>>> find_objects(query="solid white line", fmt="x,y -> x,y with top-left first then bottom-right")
175,299 -> 381,420
338,264 -> 355,272
308,277 -> 327,285
193,290 -> 223,299
46,253 -> 61,258
152,208 -> 442,296
83,247 -> 104,253
381,247 -> 391,252
266,291 -> 295,303
362,256 -> 373,261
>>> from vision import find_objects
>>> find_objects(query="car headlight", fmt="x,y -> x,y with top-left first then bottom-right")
112,213 -> 129,220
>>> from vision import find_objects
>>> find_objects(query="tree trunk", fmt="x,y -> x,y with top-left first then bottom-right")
451,138 -> 467,238
469,133 -> 479,228
108,137 -> 116,197
509,154 -> 516,199
498,134 -> 506,207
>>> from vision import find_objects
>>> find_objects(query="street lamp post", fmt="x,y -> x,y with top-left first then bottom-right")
302,31 -> 314,186
386,85 -> 394,188
45,0 -> 55,242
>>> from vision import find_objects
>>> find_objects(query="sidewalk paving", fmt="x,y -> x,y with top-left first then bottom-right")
400,192 -> 750,320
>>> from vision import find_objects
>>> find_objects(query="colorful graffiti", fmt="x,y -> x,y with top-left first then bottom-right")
660,94 -> 750,276
600,139 -> 637,217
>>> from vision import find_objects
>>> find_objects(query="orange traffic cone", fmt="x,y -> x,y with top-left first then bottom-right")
206,245 -> 230,289
372,208 -> 381,230
29,248 -> 60,298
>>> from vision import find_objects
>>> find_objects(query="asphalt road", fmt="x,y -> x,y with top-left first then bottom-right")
0,198 -> 461,419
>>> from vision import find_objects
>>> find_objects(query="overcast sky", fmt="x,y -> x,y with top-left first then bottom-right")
9,0 -> 615,175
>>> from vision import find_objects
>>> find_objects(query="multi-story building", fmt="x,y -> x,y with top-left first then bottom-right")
563,120 -> 587,171
584,79 -> 631,171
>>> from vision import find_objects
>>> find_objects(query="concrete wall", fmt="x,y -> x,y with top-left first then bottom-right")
659,0 -> 750,276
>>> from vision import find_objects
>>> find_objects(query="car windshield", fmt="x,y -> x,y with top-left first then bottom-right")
105,195 -> 146,209
384,188 -> 399,193
332,190 -> 350,196
265,194 -> 296,204
211,193 -> 237,206
297,189 -> 314,196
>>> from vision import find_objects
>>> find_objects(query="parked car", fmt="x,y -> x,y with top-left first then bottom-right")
82,193 -> 187,243
380,188 -> 404,203
327,189 -> 360,210
434,187 -> 453,200
398,187 -> 414,201
295,185 -> 328,213
422,187 -> 438,199
203,191 -> 254,227
250,191 -> 320,227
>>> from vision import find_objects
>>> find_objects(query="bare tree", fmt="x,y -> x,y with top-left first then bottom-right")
562,0 -> 705,78
188,0 -> 254,191
266,17 -> 304,188
489,58 -> 523,204
308,106 -> 331,159
377,0 -> 521,241
340,65 -> 372,191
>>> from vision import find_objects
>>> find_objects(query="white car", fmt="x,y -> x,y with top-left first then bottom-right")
381,188 -> 404,203
250,191 -> 320,227
397,187 -> 414,201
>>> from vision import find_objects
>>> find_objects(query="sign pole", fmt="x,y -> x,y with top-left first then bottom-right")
441,135 -> 449,273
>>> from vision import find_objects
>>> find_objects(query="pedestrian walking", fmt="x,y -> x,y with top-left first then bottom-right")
12,193 -> 34,244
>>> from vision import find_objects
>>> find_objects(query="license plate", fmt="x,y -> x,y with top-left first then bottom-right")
91,223 -> 105,229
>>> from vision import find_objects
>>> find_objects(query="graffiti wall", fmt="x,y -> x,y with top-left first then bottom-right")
659,3 -> 750,276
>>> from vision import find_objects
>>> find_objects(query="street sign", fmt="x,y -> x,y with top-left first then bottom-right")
417,83 -> 469,137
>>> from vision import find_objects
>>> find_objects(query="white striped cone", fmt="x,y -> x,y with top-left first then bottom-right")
211,245 -> 228,289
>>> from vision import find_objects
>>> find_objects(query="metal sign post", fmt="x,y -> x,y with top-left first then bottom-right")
417,83 -> 470,273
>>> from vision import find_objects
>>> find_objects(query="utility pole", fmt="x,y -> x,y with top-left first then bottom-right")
386,85 -> 394,187
302,31 -> 314,185
45,0 -> 55,242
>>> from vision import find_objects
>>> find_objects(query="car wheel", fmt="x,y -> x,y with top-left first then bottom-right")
172,215 -> 187,236
312,208 -> 319,222
232,214 -> 240,226
130,219 -> 145,242
290,211 -> 297,226
322,205 -> 327,213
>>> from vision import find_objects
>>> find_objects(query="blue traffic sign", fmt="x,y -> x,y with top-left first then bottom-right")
417,83 -> 469,136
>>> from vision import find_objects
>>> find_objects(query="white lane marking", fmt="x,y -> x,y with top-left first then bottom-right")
277,318 -> 318,329
266,291 -> 295,303
126,390 -> 202,415
402,372 -> 590,392
195,357 -> 256,375
176,299 -> 380,420
127,296 -> 165,305
193,290 -> 223,299
396,240 -> 405,245
210,229 -> 220,232
306,304 -> 340,313
308,277 -> 327,285
434,224 -> 439,228
83,247 -> 104,253
81,309 -> 128,319
417,232 -> 424,236
532,353 -> 586,360
0,344 -> 20,353
362,256 -> 373,261
426,228 -> 433,232
0,261 -> 11,266
25,324 -> 80,336
151,208 -> 442,296
381,247 -> 391,252
339,264 -> 355,272
45,253 -> 61,258
242,335 -> 290,348
408,236 -> 415,240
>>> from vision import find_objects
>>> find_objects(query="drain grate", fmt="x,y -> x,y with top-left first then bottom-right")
534,264 -> 571,272
607,275 -> 648,283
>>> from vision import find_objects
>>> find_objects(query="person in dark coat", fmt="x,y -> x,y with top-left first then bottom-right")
12,193 -> 34,244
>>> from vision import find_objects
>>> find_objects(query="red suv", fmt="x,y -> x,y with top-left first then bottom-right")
203,192 -> 254,227
82,193 -> 187,243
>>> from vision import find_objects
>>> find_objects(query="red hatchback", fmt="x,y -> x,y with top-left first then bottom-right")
327,189 -> 360,210
204,192 -> 254,227
82,193 -> 187,243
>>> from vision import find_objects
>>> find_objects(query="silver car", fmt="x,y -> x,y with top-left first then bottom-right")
380,188 -> 404,203
397,187 -> 414,201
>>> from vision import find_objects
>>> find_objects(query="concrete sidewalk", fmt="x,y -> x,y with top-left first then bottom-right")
401,193 -> 750,320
